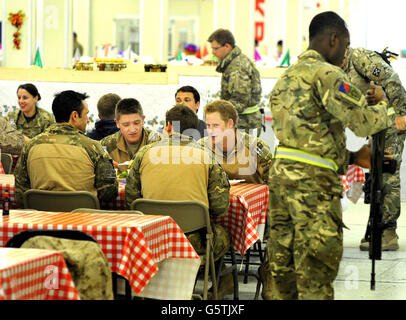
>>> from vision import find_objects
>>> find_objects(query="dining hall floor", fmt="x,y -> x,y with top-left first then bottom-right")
219,200 -> 406,300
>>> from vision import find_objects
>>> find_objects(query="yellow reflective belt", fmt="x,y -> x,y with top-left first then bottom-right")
241,104 -> 260,114
275,147 -> 339,171
387,107 -> 395,116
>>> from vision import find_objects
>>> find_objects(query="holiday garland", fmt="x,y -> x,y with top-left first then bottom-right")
8,10 -> 26,50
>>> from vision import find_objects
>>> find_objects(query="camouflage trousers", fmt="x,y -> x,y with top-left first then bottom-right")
22,236 -> 114,300
187,223 -> 231,262
237,111 -> 263,137
377,128 -> 406,229
263,185 -> 343,300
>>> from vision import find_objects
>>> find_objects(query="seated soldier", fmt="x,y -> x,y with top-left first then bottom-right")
125,104 -> 233,298
101,98 -> 160,174
199,99 -> 273,184
87,93 -> 121,140
14,90 -> 118,206
175,85 -> 207,140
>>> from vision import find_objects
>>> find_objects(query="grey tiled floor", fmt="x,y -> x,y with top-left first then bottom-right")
218,201 -> 406,300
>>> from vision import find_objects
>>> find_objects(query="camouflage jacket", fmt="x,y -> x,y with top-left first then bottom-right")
343,47 -> 406,117
15,123 -> 118,206
125,132 -> 230,216
0,117 -> 25,154
216,46 -> 262,114
270,50 -> 392,194
100,127 -> 160,173
5,106 -> 55,139
198,130 -> 272,184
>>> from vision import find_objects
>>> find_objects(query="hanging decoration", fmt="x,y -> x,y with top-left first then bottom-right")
8,10 -> 26,50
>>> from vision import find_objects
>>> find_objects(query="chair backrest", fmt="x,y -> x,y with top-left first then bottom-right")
131,199 -> 212,234
1,153 -> 13,174
5,229 -> 97,248
23,189 -> 100,211
71,208 -> 144,215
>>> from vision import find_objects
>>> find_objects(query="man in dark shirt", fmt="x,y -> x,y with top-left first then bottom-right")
87,93 -> 121,140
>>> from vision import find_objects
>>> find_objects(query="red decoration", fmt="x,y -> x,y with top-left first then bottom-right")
8,10 -> 26,50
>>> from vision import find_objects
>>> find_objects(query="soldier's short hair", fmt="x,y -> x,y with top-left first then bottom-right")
52,90 -> 89,123
309,11 -> 348,40
115,98 -> 144,120
97,93 -> 121,119
204,100 -> 238,127
17,83 -> 41,101
208,29 -> 235,48
175,86 -> 200,103
165,104 -> 198,133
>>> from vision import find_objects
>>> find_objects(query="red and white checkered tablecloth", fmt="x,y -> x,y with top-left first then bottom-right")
0,175 -> 17,210
101,182 -> 127,210
341,164 -> 365,203
0,163 -> 4,175
212,183 -> 269,256
104,182 -> 269,256
0,247 -> 79,300
0,211 -> 200,300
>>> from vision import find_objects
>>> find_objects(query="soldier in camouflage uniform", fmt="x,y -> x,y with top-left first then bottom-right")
101,98 -> 160,174
0,117 -> 25,155
15,90 -> 118,207
342,47 -> 406,251
125,104 -> 231,298
262,12 -> 393,300
5,83 -> 55,139
199,100 -> 272,185
208,29 -> 263,137
22,236 -> 113,300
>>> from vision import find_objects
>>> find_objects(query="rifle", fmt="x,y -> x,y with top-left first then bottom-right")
362,130 -> 397,290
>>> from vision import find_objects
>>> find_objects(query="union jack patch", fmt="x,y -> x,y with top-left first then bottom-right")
338,82 -> 362,102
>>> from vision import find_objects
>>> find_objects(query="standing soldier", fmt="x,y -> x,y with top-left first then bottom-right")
208,29 -> 263,137
261,11 -> 393,300
342,47 -> 406,251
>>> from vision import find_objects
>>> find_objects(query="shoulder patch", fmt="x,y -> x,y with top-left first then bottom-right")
371,66 -> 381,77
338,82 -> 362,102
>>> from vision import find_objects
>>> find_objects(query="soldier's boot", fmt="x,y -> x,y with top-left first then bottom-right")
359,229 -> 399,251
359,237 -> 369,251
258,264 -> 272,300
382,229 -> 399,251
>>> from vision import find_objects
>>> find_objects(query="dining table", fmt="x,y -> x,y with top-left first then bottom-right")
0,247 -> 79,300
0,210 -> 200,300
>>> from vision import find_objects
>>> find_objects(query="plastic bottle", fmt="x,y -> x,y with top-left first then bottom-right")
3,191 -> 10,216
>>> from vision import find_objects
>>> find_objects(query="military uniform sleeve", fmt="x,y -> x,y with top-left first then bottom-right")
224,66 -> 254,114
314,66 -> 392,137
14,143 -> 32,206
124,148 -> 145,209
207,163 -> 230,217
92,142 -> 118,202
0,118 -> 25,154
255,138 -> 273,185
352,50 -> 406,116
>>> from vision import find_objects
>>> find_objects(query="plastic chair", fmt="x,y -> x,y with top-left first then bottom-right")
71,208 -> 143,215
131,198 -> 219,300
1,153 -> 13,174
23,189 -> 100,211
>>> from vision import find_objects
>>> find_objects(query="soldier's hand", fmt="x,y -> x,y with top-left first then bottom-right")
112,160 -> 120,169
366,81 -> 388,106
395,115 -> 406,131
354,144 -> 371,169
